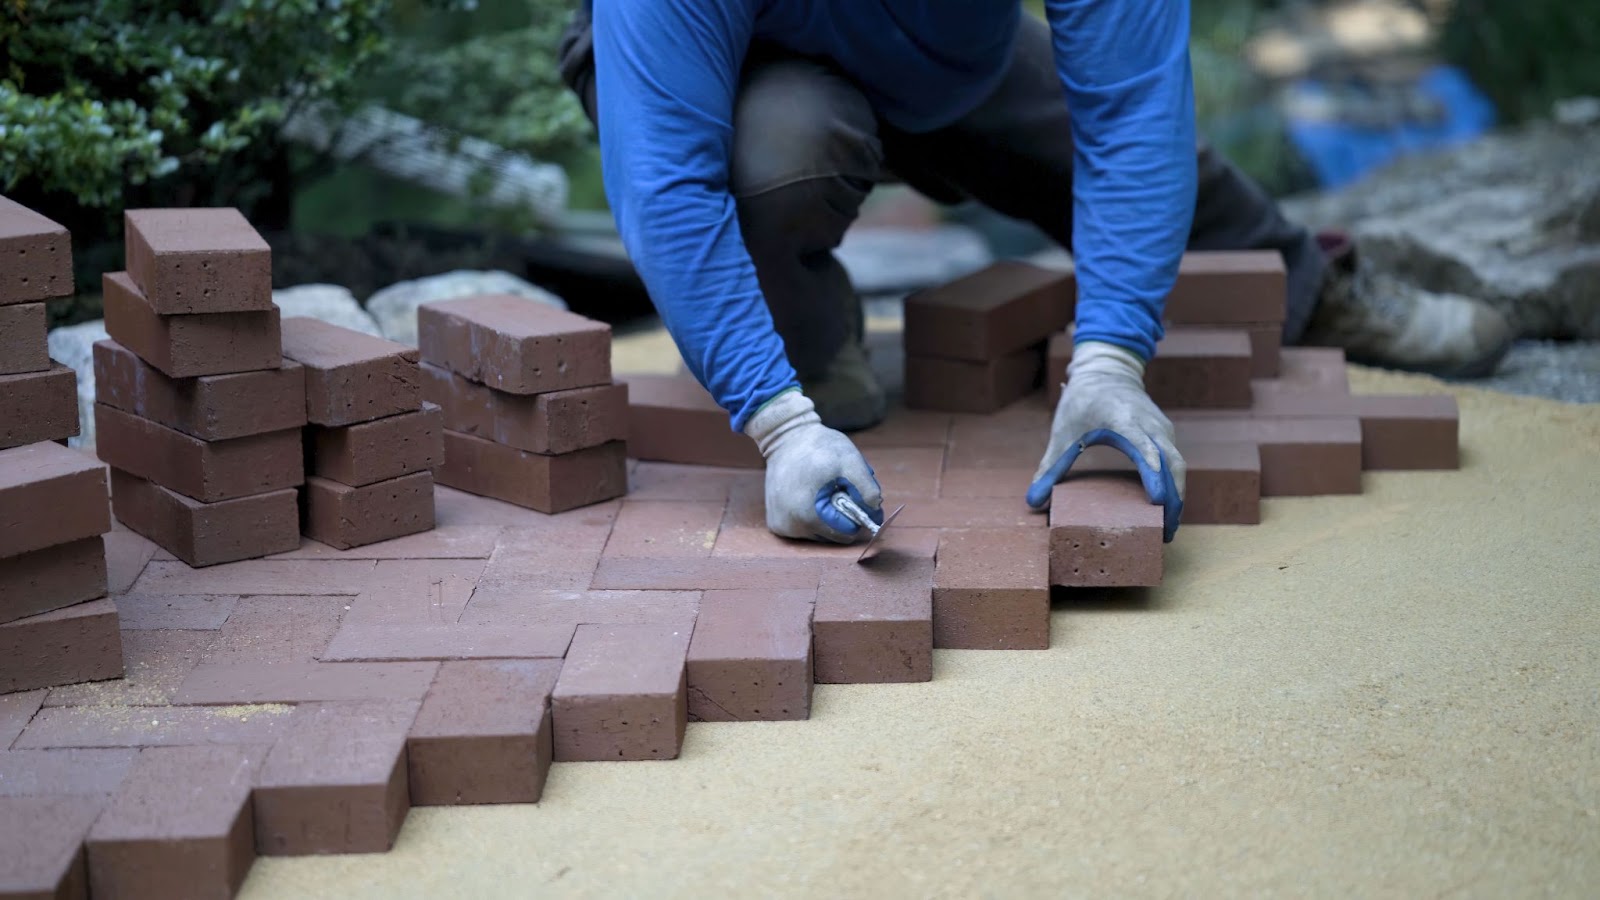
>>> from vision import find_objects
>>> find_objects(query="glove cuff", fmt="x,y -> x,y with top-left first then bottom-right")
1068,340 -> 1147,386
742,388 -> 820,456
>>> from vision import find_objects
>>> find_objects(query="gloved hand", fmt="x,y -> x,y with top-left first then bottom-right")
744,388 -> 884,543
1026,341 -> 1187,542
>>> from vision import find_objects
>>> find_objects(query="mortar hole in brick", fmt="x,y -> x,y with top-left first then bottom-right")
1099,540 -> 1108,549
1098,568 -> 1107,576
1071,541 -> 1081,550
1072,566 -> 1080,574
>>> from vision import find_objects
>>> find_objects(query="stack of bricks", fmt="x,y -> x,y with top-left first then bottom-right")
96,208 -> 306,567
1,196 -> 122,694
901,261 -> 1074,413
418,294 -> 629,513
283,317 -> 441,550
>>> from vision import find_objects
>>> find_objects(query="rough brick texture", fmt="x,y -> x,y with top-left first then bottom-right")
0,536 -> 107,626
302,472 -> 436,550
102,271 -> 282,378
813,555 -> 934,683
123,208 -> 273,314
933,528 -> 1050,650
0,598 -> 123,694
436,430 -> 627,514
1047,327 -> 1252,409
110,469 -> 299,568
418,294 -> 612,395
552,624 -> 691,761
904,346 -> 1043,414
623,374 -> 763,468
94,339 -> 307,441
1178,442 -> 1262,525
0,441 -> 109,558
308,404 -> 443,487
1175,417 -> 1362,496
1048,476 -> 1163,587
687,590 -> 814,721
0,363 -> 80,450
279,317 -> 422,427
902,261 -> 1073,361
1245,324 -> 1282,378
422,361 -> 627,455
0,195 -> 74,304
0,302 -> 48,375
407,660 -> 562,805
1163,251 -> 1286,324
0,794 -> 104,899
1247,391 -> 1459,471
94,404 -> 302,503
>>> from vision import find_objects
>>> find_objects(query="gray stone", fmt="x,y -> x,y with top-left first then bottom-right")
835,226 -> 993,296
45,319 -> 108,449
271,284 -> 383,337
1479,339 -> 1600,404
365,270 -> 567,346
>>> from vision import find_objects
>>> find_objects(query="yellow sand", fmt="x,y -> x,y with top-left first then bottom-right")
242,344 -> 1600,898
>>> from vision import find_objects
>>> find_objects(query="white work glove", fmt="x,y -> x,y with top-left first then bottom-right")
744,388 -> 884,543
1027,341 -> 1186,540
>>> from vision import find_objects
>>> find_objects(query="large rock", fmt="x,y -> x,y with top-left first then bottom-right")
271,284 -> 383,337
46,319 -> 108,449
1283,121 -> 1600,339
365,270 -> 567,346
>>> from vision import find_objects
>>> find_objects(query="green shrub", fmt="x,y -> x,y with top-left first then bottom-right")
1440,0 -> 1600,124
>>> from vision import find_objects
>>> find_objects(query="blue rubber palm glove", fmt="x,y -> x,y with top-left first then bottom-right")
745,388 -> 884,543
1027,341 -> 1187,541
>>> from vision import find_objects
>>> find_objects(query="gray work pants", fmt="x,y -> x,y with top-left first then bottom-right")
558,12 -> 1324,380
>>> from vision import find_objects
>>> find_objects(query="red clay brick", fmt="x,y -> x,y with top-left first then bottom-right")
627,462 -> 747,502
407,659 -> 563,806
933,528 -> 1049,650
270,525 -> 497,561
0,536 -> 107,626
1163,251 -> 1286,324
131,559 -> 375,597
86,745 -> 261,899
590,557 -> 823,592
0,441 -> 109,558
110,594 -> 238,632
172,660 -> 437,705
622,374 -> 763,468
1048,476 -> 1163,587
902,261 -> 1073,361
551,624 -> 691,761
0,362 -> 80,450
0,196 -> 74,304
904,346 -> 1043,414
687,590 -> 814,722
94,340 -> 307,442
206,594 -> 347,664
1175,416 -> 1362,496
604,500 -> 724,559
279,317 -> 421,427
1253,347 -> 1350,396
1246,391 -> 1458,471
417,294 -> 612,395
1245,324 -> 1282,378
1178,442 -> 1262,525
813,555 -> 934,683
421,361 -> 626,455
307,404 -> 443,487
94,404 -> 301,503
110,470 -> 299,568
850,409 -> 952,448
436,430 -> 626,514
0,302 -> 48,375
1047,327 -> 1252,409
122,208 -> 272,314
253,701 -> 416,856
102,271 -> 281,378
892,497 -> 1037,529
0,689 -> 44,749
0,599 -> 123,694
13,704 -> 294,750
301,472 -> 436,551
942,403 -> 1053,471
317,621 -> 574,662
104,527 -> 158,596
862,446 -> 943,498
0,794 -> 103,899
0,749 -> 138,797
42,630 -> 213,710
332,559 -> 484,629
459,588 -> 699,631
472,525 -> 613,593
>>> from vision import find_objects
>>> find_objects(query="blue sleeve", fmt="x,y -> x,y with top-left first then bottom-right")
591,0 -> 799,431
1044,0 -> 1196,360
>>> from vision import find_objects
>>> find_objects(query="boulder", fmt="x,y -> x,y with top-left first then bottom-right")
45,319 -> 108,449
271,284 -> 383,337
365,270 -> 567,346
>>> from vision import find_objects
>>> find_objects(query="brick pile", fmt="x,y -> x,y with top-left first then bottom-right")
285,317 -> 441,550
418,294 -> 628,513
96,209 -> 306,568
0,196 -> 122,695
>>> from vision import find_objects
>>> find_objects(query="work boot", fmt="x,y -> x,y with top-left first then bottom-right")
801,339 -> 887,432
1300,231 -> 1515,379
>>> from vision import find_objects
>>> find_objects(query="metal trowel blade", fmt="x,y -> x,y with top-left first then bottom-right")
857,503 -> 906,562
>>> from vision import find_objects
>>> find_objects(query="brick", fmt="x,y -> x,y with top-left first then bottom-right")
687,590 -> 813,722
0,196 -> 74,304
0,600 -> 123,694
110,470 -> 298,569
0,362 -> 80,450
0,690 -> 44,749
407,660 -> 562,806
436,431 -> 626,514
102,271 -> 281,378
253,701 -> 416,856
622,375 -> 763,468
460,588 -> 699,631
590,556 -> 822,592
131,559 -> 375,597
891,497 -> 1037,529
628,462 -> 747,502
904,345 -> 1042,414
1253,347 -> 1349,396
0,749 -> 138,797
0,442 -> 108,558
813,555 -> 933,683
111,594 -> 237,631
206,595 -> 347,664
0,536 -> 107,626
417,294 -> 611,394
943,403 -> 1053,470
420,361 -> 625,455
0,302 -> 48,375
301,472 -> 435,551
122,208 -> 272,314
1163,251 -> 1286,324
1245,324 -> 1281,378
850,409 -> 951,448
0,795 -> 103,899
933,528 -> 1049,650
317,622 -> 573,662
604,500 -> 724,559
94,404 -> 301,503
14,705 -> 294,750
1047,327 -> 1253,409
172,660 -> 437,706
103,529 -> 157,595
862,446 -> 943,498
93,340 -> 307,442
42,630 -> 212,710
1179,442 -> 1262,525
902,261 -> 1073,361
86,745 -> 261,900
551,624 -> 690,762
1246,391 -> 1458,471
1175,416 -> 1362,496
1048,476 -> 1163,587
307,404 -> 443,487
279,317 -> 421,427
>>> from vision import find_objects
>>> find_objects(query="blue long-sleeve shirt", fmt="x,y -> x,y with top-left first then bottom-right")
591,0 -> 1196,430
